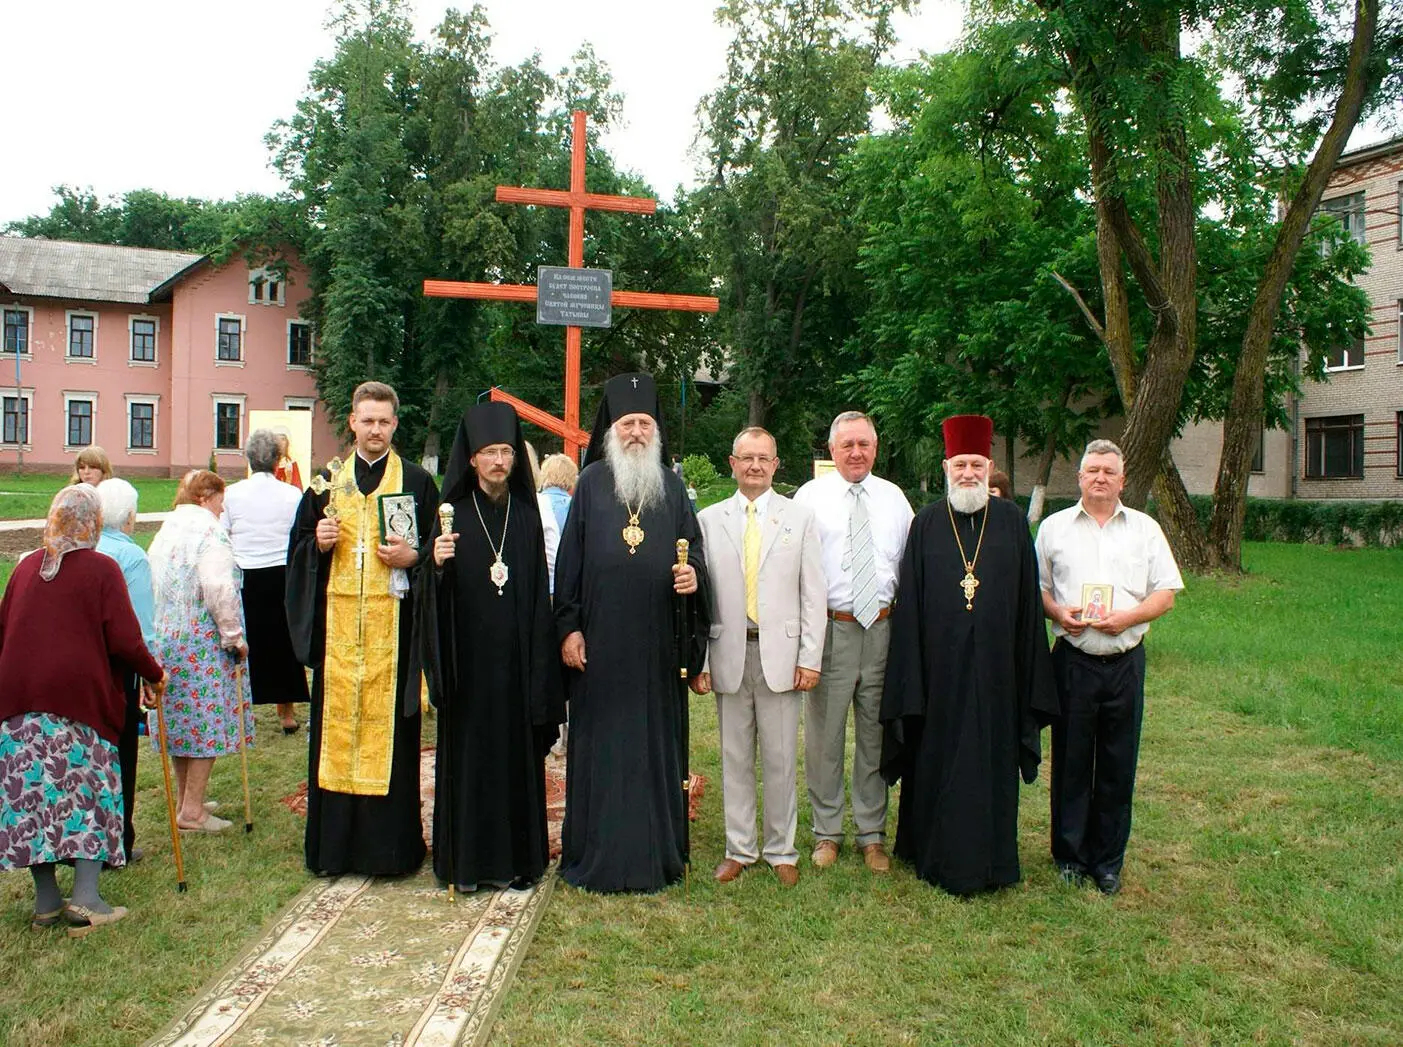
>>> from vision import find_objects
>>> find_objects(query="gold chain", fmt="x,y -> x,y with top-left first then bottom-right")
946,498 -> 989,611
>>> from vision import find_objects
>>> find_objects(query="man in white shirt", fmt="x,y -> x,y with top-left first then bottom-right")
694,427 -> 826,887
793,411 -> 914,873
222,429 -> 310,733
1035,439 -> 1184,895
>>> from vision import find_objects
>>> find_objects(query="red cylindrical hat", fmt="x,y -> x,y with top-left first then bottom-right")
942,414 -> 994,459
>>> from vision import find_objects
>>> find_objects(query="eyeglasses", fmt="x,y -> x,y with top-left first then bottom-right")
733,455 -> 777,466
477,448 -> 516,462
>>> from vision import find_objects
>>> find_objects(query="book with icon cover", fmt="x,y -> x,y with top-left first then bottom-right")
378,493 -> 419,548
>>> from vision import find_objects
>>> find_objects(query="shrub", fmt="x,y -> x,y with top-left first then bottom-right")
681,453 -> 720,490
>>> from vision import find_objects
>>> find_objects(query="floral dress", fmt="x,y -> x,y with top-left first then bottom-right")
148,504 -> 253,757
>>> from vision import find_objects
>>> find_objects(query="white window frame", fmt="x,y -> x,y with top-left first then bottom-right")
248,267 -> 286,307
286,319 -> 314,369
212,393 -> 247,454
1397,299 -> 1403,366
215,313 -> 245,367
284,396 -> 316,412
129,313 -> 160,367
62,390 -> 99,451
1324,339 -> 1366,373
125,393 -> 160,455
2,304 -> 34,359
65,309 -> 99,364
1,387 -> 35,449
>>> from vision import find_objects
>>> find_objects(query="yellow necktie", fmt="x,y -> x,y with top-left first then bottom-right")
744,500 -> 761,623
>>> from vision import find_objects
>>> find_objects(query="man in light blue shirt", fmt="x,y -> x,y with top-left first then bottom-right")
96,478 -> 157,864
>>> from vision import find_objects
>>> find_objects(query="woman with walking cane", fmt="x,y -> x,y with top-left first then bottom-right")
148,470 -> 253,834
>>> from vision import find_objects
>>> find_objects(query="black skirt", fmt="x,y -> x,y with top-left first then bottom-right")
241,566 -> 310,706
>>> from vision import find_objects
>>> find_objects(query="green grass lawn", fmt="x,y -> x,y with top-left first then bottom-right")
1,543 -> 1401,1045
0,473 -> 182,522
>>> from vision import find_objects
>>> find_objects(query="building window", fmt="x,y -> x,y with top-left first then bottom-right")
285,397 -> 315,412
67,312 -> 96,360
1319,191 -> 1367,246
66,399 -> 93,447
1325,338 -> 1365,371
2,394 -> 30,445
129,401 -> 155,450
1250,421 -> 1265,474
249,268 -> 285,306
1305,414 -> 1364,479
131,317 -> 157,363
214,401 -> 242,450
3,309 -> 29,355
216,316 -> 243,362
288,321 -> 313,367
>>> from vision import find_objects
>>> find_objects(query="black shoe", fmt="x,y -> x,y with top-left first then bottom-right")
282,722 -> 301,735
1056,862 -> 1086,886
1094,872 -> 1121,896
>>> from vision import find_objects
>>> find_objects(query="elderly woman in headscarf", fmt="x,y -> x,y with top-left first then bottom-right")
222,429 -> 308,733
148,469 -> 252,833
0,485 -> 164,936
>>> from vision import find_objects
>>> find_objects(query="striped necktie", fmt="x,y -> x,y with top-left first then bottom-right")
744,500 -> 761,623
843,484 -> 879,628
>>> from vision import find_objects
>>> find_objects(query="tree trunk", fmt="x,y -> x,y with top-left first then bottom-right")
1026,427 -> 1059,525
1152,453 -> 1215,570
748,388 -> 767,428
1207,0 -> 1378,570
419,361 -> 453,467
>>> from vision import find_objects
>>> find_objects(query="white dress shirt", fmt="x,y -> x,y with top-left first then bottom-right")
792,470 -> 913,612
732,487 -> 773,519
1035,500 -> 1185,655
221,472 -> 305,570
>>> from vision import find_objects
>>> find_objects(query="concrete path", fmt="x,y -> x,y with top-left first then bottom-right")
0,511 -> 172,532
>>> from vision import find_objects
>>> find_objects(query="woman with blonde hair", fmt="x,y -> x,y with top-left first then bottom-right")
0,485 -> 164,935
72,445 -> 113,486
147,469 -> 252,832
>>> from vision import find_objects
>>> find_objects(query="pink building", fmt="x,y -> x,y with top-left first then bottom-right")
0,237 -> 339,477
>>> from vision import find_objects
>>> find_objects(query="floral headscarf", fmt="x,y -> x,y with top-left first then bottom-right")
40,483 -> 102,581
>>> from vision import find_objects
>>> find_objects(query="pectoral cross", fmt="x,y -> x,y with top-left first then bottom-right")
631,376 -> 639,388
959,570 -> 979,611
352,538 -> 368,572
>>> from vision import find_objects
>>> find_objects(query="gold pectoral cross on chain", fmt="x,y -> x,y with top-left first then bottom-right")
959,569 -> 979,611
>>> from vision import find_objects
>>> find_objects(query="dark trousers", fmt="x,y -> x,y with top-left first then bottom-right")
1050,640 -> 1146,878
118,674 -> 141,860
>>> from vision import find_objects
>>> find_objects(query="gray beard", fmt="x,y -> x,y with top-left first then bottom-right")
605,427 -> 665,512
947,481 -> 990,515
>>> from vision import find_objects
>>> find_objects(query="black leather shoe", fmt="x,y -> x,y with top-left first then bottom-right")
1094,872 -> 1121,896
1056,862 -> 1086,885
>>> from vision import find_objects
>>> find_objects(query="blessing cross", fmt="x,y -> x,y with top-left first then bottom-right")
423,110 -> 719,460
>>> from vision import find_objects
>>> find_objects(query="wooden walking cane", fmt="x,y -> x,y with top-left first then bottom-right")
675,539 -> 692,899
235,660 -> 253,833
147,681 -> 187,892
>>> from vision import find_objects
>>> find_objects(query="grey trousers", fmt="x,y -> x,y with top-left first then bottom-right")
806,616 -> 889,848
716,641 -> 801,866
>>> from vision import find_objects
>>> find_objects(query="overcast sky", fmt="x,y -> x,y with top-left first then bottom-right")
0,0 -> 964,226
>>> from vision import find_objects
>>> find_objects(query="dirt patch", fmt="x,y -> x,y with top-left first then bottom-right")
0,521 -> 160,560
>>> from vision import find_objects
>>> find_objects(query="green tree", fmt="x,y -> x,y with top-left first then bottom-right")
694,0 -> 913,454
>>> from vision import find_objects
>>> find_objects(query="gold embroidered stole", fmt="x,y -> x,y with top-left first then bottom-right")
319,451 -> 405,795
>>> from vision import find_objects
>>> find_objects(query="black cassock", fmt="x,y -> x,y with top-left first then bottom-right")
418,491 -> 565,890
286,454 -> 439,877
554,463 -> 710,893
880,495 -> 1057,895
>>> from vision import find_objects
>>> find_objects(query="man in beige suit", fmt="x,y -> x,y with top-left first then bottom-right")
693,427 -> 827,886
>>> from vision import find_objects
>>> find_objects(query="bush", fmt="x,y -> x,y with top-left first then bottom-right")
681,453 -> 720,490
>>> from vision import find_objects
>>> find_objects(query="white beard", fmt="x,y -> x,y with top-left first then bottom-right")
605,427 -> 666,511
947,479 -> 990,515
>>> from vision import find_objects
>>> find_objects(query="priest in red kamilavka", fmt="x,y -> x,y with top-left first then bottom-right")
879,414 -> 1058,895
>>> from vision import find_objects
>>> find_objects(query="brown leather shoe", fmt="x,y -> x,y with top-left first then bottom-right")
861,842 -> 890,873
713,859 -> 746,883
811,840 -> 839,869
773,863 -> 799,887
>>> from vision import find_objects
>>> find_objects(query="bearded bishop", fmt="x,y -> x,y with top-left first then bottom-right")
878,414 -> 1057,894
554,373 -> 711,893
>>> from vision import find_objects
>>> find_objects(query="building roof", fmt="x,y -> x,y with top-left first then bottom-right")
0,237 -> 206,305
1336,132 -> 1403,169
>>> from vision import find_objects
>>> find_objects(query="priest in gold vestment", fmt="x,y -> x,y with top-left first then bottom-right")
287,381 -> 439,877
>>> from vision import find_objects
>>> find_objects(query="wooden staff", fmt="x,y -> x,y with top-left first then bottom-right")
147,681 -> 186,892
437,501 -> 457,903
675,539 -> 692,896
235,661 -> 253,833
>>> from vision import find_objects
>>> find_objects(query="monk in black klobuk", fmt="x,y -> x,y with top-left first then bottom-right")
554,373 -> 711,893
879,414 -> 1058,894
419,402 -> 565,892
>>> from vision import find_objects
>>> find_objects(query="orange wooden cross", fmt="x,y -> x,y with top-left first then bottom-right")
423,110 -> 719,459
